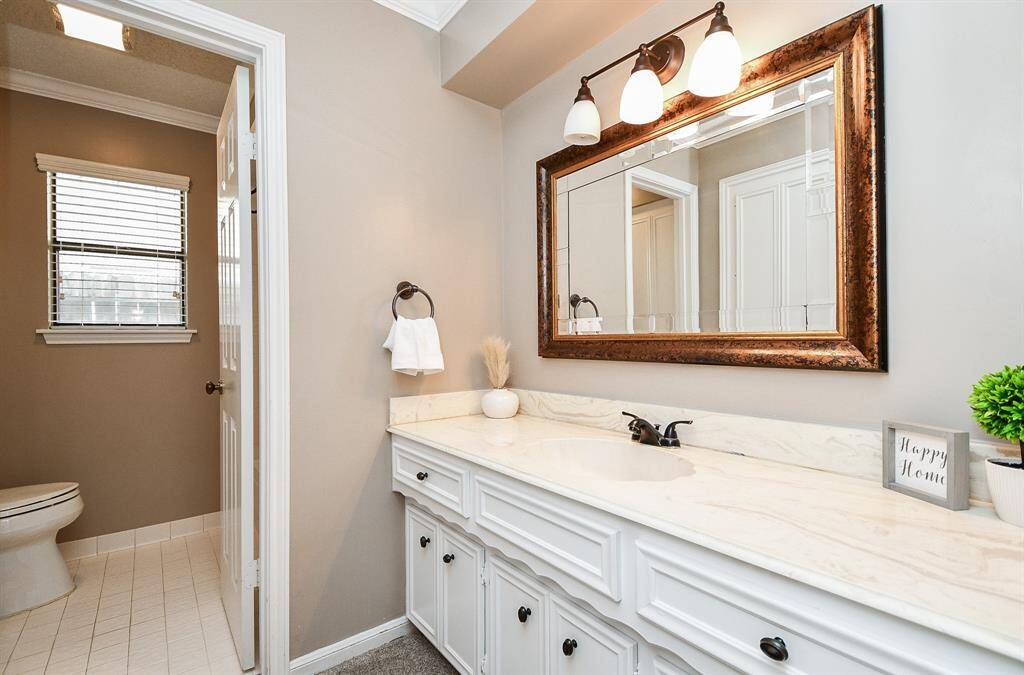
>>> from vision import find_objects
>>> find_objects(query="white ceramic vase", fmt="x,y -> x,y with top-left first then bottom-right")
985,453 -> 1024,527
482,388 -> 519,419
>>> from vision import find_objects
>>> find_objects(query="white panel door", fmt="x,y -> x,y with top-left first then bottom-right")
720,152 -> 835,332
216,64 -> 256,671
439,524 -> 484,675
487,558 -> 547,675
549,595 -> 637,675
406,506 -> 440,644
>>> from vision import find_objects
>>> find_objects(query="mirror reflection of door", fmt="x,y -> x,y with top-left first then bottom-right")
626,167 -> 699,333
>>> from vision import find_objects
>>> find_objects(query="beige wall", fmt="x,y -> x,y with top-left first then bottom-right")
199,0 -> 503,659
502,0 -> 1024,434
0,89 -> 220,542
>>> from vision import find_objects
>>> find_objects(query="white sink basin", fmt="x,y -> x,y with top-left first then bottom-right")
518,438 -> 693,482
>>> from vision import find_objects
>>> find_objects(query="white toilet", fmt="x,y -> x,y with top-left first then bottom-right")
0,482 -> 84,618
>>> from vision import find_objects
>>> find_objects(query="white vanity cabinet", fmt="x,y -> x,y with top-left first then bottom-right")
405,506 -> 440,643
549,594 -> 638,675
487,558 -> 547,675
394,435 -> 1024,675
439,524 -> 486,674
406,504 -> 485,675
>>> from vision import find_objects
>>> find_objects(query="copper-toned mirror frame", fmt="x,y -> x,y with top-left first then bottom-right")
537,6 -> 884,371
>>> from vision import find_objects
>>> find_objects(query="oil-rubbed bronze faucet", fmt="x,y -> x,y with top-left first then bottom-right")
622,412 -> 693,447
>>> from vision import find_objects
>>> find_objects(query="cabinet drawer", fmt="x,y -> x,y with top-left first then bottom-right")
474,475 -> 622,600
405,505 -> 439,644
488,558 -> 547,675
394,439 -> 471,516
549,595 -> 637,675
635,541 -> 876,674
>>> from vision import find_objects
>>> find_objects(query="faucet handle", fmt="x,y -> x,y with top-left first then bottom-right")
663,420 -> 693,439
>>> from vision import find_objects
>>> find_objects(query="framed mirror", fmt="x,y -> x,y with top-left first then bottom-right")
537,7 -> 884,371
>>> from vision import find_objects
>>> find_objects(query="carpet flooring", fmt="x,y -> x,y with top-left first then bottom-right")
318,633 -> 457,675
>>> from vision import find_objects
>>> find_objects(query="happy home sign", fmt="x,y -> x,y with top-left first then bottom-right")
882,421 -> 969,510
894,430 -> 948,497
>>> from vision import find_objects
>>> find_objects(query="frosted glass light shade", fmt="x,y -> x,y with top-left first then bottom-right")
619,69 -> 664,125
56,4 -> 126,51
563,99 -> 601,145
688,30 -> 742,97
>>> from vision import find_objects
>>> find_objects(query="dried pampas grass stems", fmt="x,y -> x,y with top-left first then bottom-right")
482,336 -> 511,389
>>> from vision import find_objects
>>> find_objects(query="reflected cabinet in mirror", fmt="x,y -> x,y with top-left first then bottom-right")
537,7 -> 884,371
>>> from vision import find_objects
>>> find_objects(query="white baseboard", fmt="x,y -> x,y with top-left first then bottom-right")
289,617 -> 413,675
58,511 -> 221,561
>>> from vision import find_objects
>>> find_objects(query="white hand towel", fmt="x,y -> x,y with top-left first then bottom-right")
413,317 -> 445,375
382,316 -> 420,375
382,316 -> 445,376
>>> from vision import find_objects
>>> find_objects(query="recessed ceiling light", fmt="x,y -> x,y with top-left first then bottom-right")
52,3 -> 129,51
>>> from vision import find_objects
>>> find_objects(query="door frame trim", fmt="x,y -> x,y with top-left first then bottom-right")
63,1 -> 291,672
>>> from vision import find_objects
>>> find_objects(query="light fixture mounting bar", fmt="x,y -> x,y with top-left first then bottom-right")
579,1 -> 725,85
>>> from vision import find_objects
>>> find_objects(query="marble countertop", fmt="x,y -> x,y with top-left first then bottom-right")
388,414 -> 1024,659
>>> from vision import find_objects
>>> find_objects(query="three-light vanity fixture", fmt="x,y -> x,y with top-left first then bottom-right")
563,1 -> 742,146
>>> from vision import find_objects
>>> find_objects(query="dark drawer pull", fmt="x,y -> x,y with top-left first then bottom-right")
759,636 -> 788,662
416,471 -> 428,481
419,536 -> 430,548
442,553 -> 455,564
561,638 -> 577,656
517,606 -> 532,623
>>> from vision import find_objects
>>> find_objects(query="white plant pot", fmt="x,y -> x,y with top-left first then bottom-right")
985,456 -> 1024,527
482,388 -> 519,419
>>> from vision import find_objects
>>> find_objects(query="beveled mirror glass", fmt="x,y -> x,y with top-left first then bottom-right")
538,7 -> 884,370
556,69 -> 836,336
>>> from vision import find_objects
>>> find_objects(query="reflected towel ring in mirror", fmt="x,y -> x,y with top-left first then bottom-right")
569,294 -> 600,319
392,281 -> 435,319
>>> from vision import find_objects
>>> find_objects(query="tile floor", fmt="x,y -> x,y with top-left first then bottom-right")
0,532 -> 244,675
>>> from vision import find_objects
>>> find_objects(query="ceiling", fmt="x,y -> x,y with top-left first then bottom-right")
0,0 -> 241,118
373,0 -> 468,31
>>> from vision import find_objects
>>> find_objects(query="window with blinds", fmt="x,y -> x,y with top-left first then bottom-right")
46,169 -> 188,327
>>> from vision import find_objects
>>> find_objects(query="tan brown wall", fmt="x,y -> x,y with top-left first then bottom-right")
198,0 -> 504,659
0,89 -> 219,542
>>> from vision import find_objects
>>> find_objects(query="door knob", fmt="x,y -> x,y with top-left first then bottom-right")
419,536 -> 430,548
517,606 -> 532,623
442,553 -> 455,564
561,638 -> 577,656
205,380 -> 224,395
759,636 -> 788,662
416,471 -> 428,481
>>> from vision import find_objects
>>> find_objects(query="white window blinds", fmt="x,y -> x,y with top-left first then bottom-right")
39,155 -> 190,328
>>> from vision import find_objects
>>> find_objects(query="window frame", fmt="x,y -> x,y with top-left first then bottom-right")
35,153 -> 196,344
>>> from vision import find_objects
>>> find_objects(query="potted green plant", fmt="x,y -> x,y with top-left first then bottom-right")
969,365 -> 1024,527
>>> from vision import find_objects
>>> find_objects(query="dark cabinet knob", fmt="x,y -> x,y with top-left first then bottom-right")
419,536 -> 430,548
416,471 -> 428,481
759,636 -> 788,662
442,553 -> 455,564
517,606 -> 532,623
205,380 -> 224,395
561,638 -> 577,656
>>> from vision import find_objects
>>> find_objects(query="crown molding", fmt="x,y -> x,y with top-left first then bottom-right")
0,67 -> 219,134
373,0 -> 467,31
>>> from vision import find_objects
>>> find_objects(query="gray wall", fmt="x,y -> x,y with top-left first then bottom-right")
501,0 -> 1024,436
200,0 -> 502,659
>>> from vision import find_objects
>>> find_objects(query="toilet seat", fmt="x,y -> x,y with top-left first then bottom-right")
0,483 -> 80,519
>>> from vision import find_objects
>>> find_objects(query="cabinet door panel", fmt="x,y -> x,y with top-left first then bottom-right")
406,506 -> 439,643
488,558 -> 547,675
549,595 -> 636,675
440,525 -> 484,675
